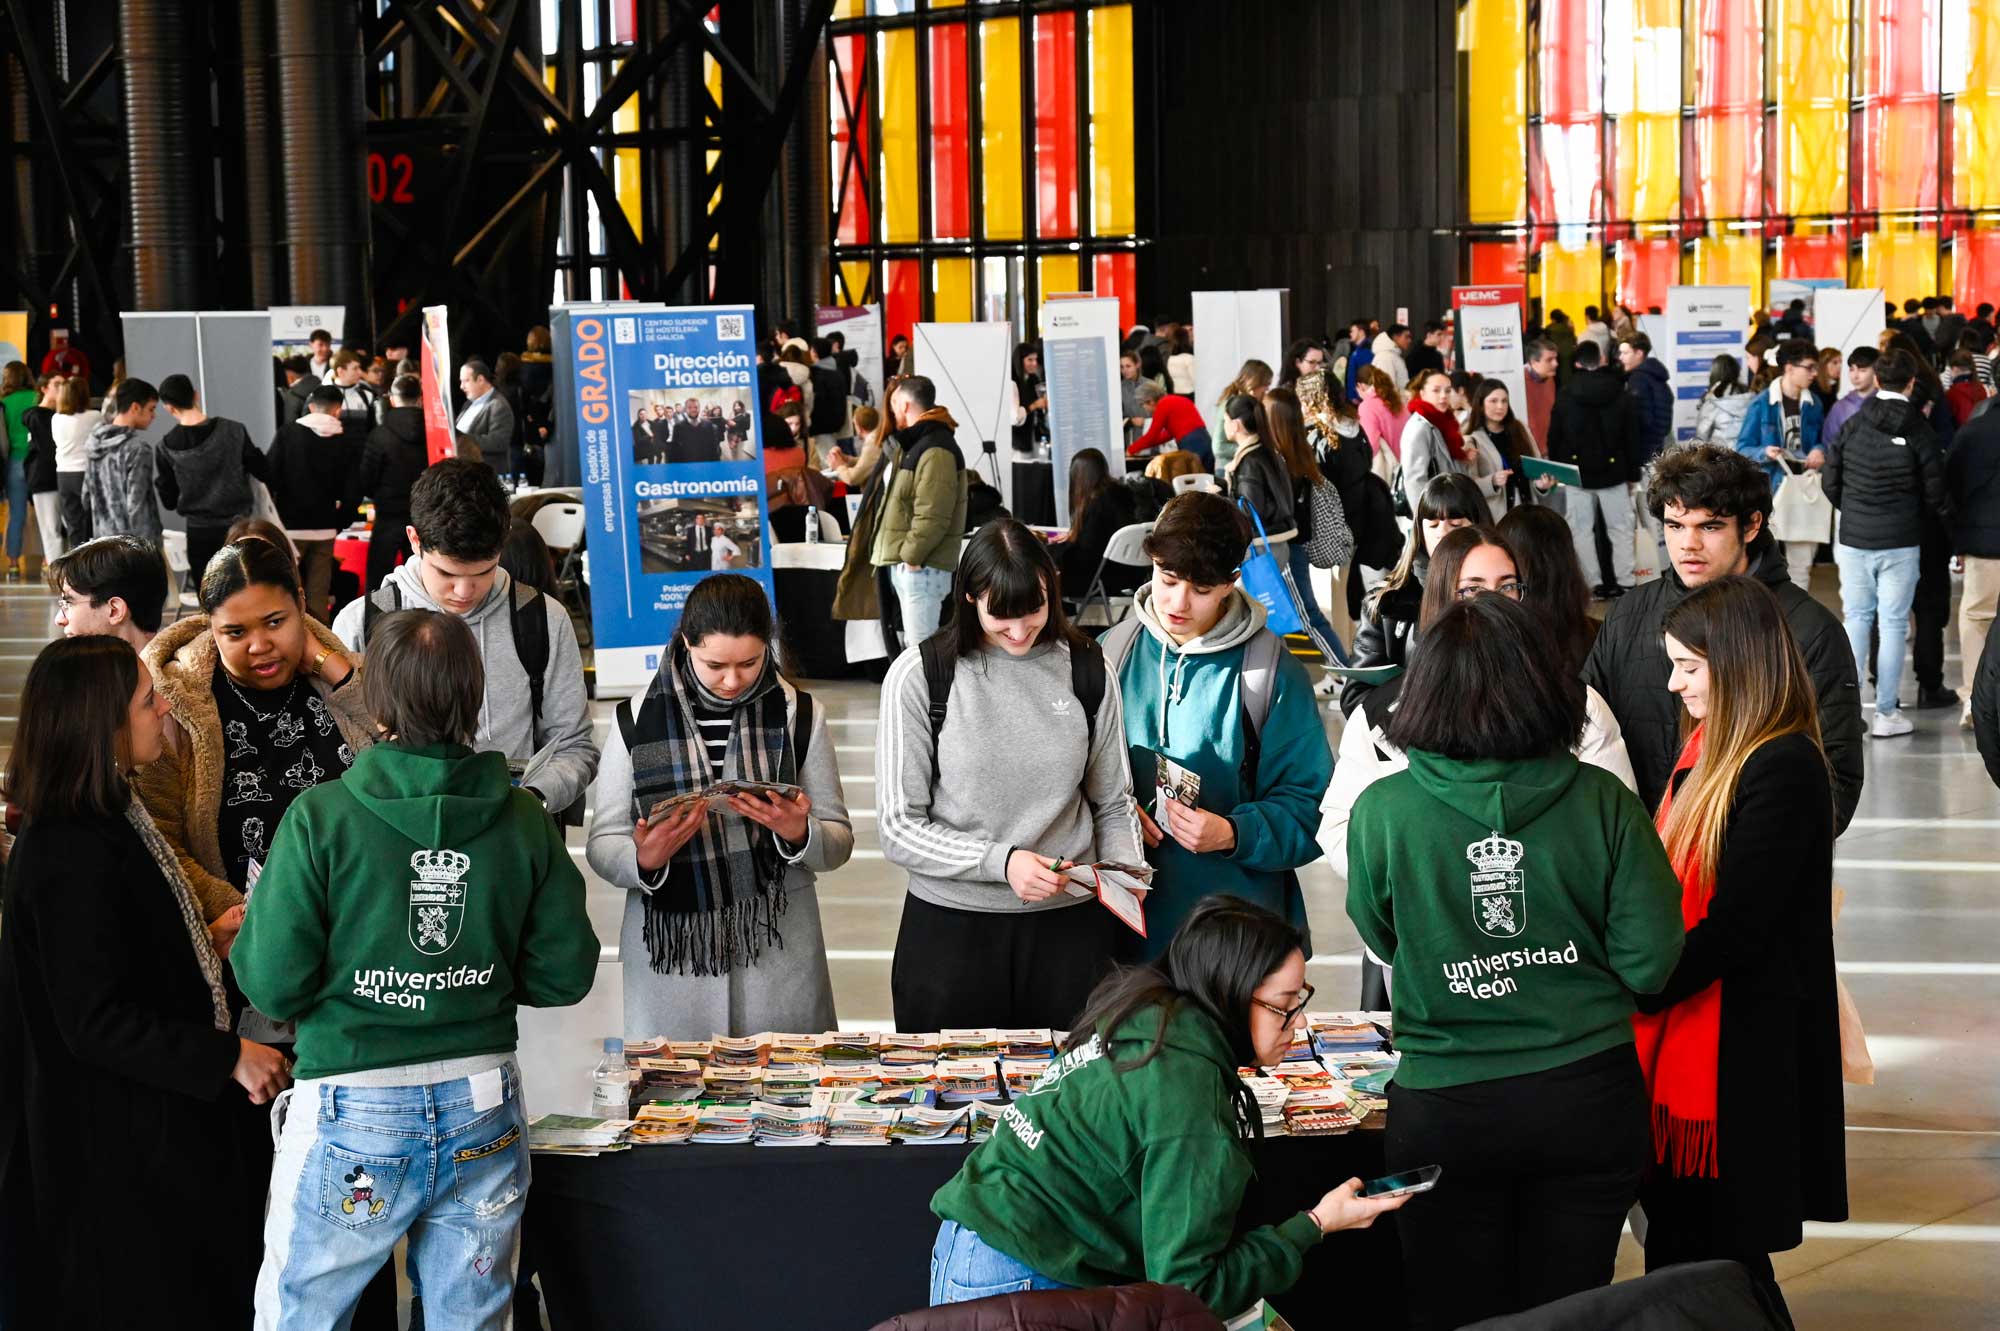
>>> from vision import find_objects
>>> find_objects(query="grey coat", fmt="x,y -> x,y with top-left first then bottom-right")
587,683 -> 851,1039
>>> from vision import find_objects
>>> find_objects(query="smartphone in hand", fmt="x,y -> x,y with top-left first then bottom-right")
1361,1165 -> 1442,1200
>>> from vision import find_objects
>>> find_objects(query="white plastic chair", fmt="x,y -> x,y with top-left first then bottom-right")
531,502 -> 589,628
1075,521 -> 1154,627
160,528 -> 192,618
1172,472 -> 1219,494
816,508 -> 842,542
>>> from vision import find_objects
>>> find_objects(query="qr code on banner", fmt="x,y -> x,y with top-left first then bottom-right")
614,318 -> 636,344
716,314 -> 746,341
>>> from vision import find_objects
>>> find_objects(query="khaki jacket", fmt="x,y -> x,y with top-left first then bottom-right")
868,409 -> 969,572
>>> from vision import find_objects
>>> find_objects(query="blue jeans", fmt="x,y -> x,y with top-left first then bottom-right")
890,563 -> 954,648
1286,540 -> 1349,665
1834,543 -> 1921,717
4,452 -> 28,558
930,1220 -> 1075,1305
255,1061 -> 530,1331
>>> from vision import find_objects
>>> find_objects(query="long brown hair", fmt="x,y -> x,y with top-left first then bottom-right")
1259,387 -> 1320,482
5,636 -> 141,821
1658,576 -> 1825,883
1064,447 -> 1116,542
1418,527 -> 1516,630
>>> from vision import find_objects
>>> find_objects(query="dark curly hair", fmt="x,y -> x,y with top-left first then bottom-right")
1643,441 -> 1772,535
1142,491 -> 1251,587
410,458 -> 511,562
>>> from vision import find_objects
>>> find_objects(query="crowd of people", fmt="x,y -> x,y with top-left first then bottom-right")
0,291 -> 1994,1330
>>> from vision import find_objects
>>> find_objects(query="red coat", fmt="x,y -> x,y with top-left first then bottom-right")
1947,377 -> 1991,426
1128,395 -> 1206,455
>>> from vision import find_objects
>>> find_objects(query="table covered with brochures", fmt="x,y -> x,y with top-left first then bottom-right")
523,1130 -> 1398,1330
519,1020 -> 1404,1329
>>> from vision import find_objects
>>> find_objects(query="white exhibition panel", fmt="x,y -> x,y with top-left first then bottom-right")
913,321 -> 1017,506
268,305 -> 347,351
1452,288 -> 1527,426
1190,290 -> 1287,431
1040,296 -> 1123,528
1813,288 -> 1887,398
1665,286 -> 1753,443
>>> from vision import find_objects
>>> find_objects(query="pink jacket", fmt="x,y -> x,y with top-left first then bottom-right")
1358,398 -> 1408,461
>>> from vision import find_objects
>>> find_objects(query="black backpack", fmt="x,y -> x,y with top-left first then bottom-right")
917,635 -> 1105,790
363,580 -> 581,824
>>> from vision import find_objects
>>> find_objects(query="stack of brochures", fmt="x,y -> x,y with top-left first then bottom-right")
627,1104 -> 699,1145
691,1105 -> 755,1145
528,1113 -> 634,1156
825,1104 -> 899,1145
752,1100 -> 829,1146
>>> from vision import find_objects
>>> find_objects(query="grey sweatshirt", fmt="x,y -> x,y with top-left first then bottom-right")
877,640 -> 1144,913
331,561 -> 600,811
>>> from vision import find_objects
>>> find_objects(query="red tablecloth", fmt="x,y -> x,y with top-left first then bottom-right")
334,530 -> 373,587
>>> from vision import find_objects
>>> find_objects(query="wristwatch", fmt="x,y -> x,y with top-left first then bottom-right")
524,786 -> 549,810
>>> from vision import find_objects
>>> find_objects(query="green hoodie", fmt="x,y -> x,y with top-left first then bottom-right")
1345,749 -> 1683,1090
932,1003 -> 1323,1317
1110,585 -> 1333,959
233,742 -> 599,1079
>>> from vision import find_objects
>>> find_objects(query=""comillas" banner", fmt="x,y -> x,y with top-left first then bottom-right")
559,303 -> 776,694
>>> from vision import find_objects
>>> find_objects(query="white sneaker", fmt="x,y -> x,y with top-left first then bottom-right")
1871,710 -> 1915,738
1313,674 -> 1339,698
1963,704 -> 1975,732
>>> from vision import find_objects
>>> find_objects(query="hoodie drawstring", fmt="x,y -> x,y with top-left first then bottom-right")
1154,634 -> 1191,743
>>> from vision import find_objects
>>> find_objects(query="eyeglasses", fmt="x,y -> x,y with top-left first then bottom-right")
53,592 -> 99,613
1455,582 -> 1527,601
1252,983 -> 1315,1027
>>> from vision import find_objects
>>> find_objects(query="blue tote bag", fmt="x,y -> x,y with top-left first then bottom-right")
1236,498 -> 1306,637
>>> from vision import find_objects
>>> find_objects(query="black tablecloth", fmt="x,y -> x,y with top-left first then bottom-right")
1011,460 -> 1056,526
774,563 -> 857,679
525,1131 -> 1399,1331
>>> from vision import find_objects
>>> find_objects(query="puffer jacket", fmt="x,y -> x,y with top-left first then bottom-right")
1822,392 -> 1948,550
1693,387 -> 1752,450
1947,407 -> 2000,558
866,1285 -> 1223,1331
1546,369 -> 1641,489
1624,356 -> 1675,457
869,409 -> 969,571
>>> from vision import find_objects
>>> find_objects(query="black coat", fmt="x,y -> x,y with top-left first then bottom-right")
1822,395 -> 1948,549
1339,561 -> 1424,717
1636,734 -> 1848,1254
354,404 -> 430,519
21,404 -> 58,493
1546,369 -> 1643,488
1227,442 -> 1296,537
0,812 -> 253,1327
1312,421 -> 1401,567
1582,534 -> 1865,832
1056,482 -> 1144,599
1946,407 -> 2000,558
266,419 -> 354,531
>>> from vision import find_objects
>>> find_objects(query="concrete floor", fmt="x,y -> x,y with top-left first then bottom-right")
7,561 -> 1991,1327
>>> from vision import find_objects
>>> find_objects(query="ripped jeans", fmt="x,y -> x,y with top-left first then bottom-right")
255,1057 -> 530,1331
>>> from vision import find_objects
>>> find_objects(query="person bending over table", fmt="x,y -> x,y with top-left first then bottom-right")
928,896 -> 1404,1316
878,518 -> 1143,1033
1344,593 -> 1684,1331
588,573 -> 851,1039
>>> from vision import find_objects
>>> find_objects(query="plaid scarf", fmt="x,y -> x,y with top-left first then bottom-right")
628,640 -> 797,976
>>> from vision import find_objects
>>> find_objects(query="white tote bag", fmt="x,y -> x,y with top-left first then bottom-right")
1770,469 -> 1833,543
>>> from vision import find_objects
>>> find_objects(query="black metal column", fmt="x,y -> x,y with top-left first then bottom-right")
119,0 -> 204,309
274,0 -> 366,329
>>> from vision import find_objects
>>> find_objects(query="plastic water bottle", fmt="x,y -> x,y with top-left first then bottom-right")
590,1037 -> 628,1118
804,505 -> 820,543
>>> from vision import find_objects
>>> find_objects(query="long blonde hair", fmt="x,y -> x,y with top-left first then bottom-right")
1658,577 -> 1825,883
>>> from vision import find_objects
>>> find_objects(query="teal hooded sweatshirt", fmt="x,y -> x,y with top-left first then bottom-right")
233,742 -> 599,1079
1111,585 -> 1333,959
1345,749 -> 1684,1090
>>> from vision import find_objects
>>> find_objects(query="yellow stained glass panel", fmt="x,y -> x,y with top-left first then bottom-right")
1539,241 -> 1603,326
1771,0 -> 1849,216
933,259 -> 974,323
1956,1 -> 2000,209
1039,254 -> 1080,298
981,19 -> 1024,242
1859,229 -> 1939,304
1691,234 -> 1765,305
1090,6 -> 1135,237
881,29 -> 919,244
1462,0 -> 1528,225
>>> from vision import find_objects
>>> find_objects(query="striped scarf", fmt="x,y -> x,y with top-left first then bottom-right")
628,641 -> 796,976
126,797 -> 232,1032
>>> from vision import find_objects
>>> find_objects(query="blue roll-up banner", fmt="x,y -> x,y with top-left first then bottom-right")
568,304 -> 775,695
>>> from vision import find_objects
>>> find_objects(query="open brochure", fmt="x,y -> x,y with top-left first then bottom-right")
640,780 -> 805,823
1152,752 -> 1202,828
1058,860 -> 1153,937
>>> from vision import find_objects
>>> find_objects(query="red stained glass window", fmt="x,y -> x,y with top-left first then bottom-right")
883,259 -> 920,350
1688,0 -> 1764,220
1777,231 -> 1849,280
831,34 -> 872,247
1957,230 -> 2000,317
1034,12 -> 1078,238
929,24 -> 969,241
1616,238 -> 1680,312
1469,240 -> 1531,288
1855,0 -> 1940,213
1093,252 -> 1136,331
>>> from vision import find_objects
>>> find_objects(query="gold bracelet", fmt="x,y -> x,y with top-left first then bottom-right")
309,648 -> 329,676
